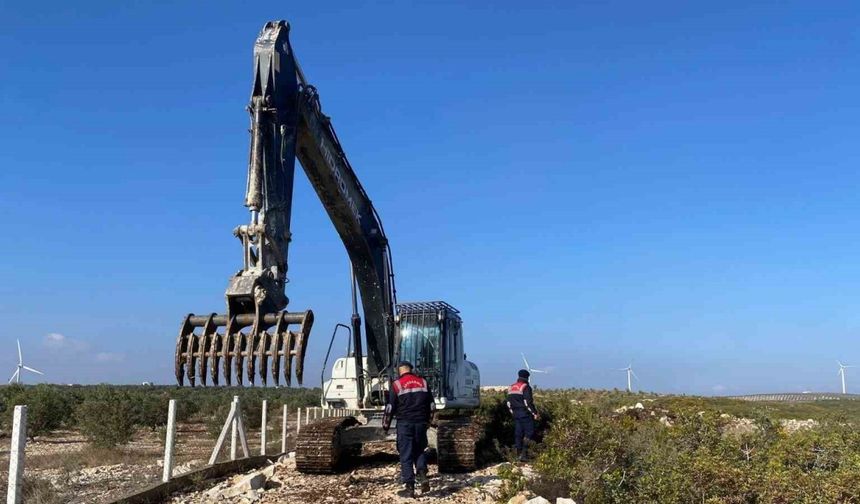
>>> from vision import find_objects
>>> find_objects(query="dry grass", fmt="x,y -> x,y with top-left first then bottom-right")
26,445 -> 162,472
22,477 -> 62,504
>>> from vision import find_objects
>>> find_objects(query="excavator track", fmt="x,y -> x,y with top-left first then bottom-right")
436,416 -> 483,473
295,416 -> 360,473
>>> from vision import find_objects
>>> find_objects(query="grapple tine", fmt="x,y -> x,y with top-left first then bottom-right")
209,331 -> 222,386
222,332 -> 234,387
175,314 -> 194,387
271,316 -> 286,386
293,310 -> 314,385
234,331 -> 245,386
258,330 -> 271,386
246,331 -> 257,386
198,314 -> 217,386
184,329 -> 197,387
283,329 -> 294,387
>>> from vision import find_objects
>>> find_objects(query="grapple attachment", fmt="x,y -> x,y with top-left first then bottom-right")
175,310 -> 313,387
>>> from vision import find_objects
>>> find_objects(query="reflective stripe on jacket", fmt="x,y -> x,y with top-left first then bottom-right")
385,372 -> 435,423
506,379 -> 537,418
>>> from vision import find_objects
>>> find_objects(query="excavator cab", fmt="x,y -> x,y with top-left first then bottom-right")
395,302 -> 480,409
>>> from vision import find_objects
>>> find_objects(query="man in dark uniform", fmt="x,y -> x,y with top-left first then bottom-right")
383,361 -> 435,498
506,369 -> 540,461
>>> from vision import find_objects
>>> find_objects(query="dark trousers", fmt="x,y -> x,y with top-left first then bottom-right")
396,421 -> 429,484
514,415 -> 535,452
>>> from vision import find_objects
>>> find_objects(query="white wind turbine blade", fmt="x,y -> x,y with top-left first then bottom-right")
9,368 -> 20,384
521,353 -> 531,371
23,366 -> 44,375
631,369 -> 639,380
17,339 -> 22,365
530,368 -> 548,374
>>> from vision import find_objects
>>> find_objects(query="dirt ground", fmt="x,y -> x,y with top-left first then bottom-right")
168,443 -> 506,504
0,421 -> 298,504
1,419 -> 506,504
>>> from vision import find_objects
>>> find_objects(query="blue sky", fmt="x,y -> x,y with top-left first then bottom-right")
2,1 -> 860,395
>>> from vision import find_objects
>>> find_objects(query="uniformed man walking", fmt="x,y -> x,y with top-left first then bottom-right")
383,361 -> 435,498
507,369 -> 540,461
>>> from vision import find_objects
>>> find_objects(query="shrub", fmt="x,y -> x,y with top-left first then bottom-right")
131,390 -> 170,431
1,384 -> 74,438
526,398 -> 860,503
75,386 -> 137,447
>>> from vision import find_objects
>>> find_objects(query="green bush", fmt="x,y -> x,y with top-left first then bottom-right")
131,390 -> 170,431
75,386 -> 137,447
525,398 -> 860,503
1,384 -> 74,438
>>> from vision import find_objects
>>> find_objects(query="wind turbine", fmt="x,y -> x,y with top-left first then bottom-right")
8,340 -> 44,384
838,361 -> 854,394
521,353 -> 549,383
620,364 -> 638,393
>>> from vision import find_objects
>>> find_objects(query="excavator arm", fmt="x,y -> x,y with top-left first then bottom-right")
295,84 -> 397,376
175,21 -> 396,388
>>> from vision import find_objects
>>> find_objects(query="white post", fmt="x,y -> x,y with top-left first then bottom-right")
281,405 -> 288,453
313,408 -> 318,420
162,400 -> 177,483
230,396 -> 239,461
260,400 -> 268,456
305,407 -> 310,425
296,407 -> 301,434
209,400 -> 237,464
6,406 -> 27,504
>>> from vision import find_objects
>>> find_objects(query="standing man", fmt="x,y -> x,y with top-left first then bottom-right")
507,369 -> 540,461
383,361 -> 435,498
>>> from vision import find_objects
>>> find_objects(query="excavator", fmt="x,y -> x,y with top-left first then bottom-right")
174,20 -> 483,473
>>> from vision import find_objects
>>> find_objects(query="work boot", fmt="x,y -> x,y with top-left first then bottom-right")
398,482 -> 415,498
417,469 -> 430,493
517,448 -> 529,462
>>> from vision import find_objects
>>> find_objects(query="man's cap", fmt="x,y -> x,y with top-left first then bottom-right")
518,369 -> 530,378
398,361 -> 413,369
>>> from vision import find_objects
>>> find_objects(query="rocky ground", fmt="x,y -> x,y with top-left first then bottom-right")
0,423 -> 283,503
169,443 -> 507,504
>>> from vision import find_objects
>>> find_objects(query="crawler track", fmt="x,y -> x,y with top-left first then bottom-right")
295,416 -> 360,473
436,416 -> 483,473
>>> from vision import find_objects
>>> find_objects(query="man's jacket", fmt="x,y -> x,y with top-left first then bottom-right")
385,372 -> 435,423
506,378 -> 538,419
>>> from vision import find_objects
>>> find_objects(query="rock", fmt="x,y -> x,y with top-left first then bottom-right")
556,498 -> 576,504
216,472 -> 267,499
634,403 -> 644,409
174,460 -> 200,475
526,497 -> 551,504
508,494 -> 530,504
780,418 -> 819,433
259,463 -> 276,479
